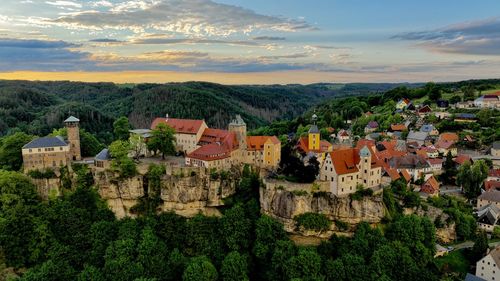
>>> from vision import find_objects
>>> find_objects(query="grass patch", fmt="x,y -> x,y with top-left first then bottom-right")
435,249 -> 471,277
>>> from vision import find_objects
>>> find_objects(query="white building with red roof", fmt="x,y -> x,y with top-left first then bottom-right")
151,116 -> 208,154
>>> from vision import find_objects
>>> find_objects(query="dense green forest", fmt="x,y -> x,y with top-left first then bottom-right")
0,80 -> 415,142
0,167 -> 447,281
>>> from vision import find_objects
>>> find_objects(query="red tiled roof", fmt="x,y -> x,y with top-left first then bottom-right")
390,124 -> 407,131
421,176 -> 440,194
489,169 -> 500,178
246,136 -> 280,151
187,131 -> 238,161
297,137 -> 331,153
339,130 -> 349,137
439,132 -> 459,143
435,140 -> 455,149
485,180 -> 500,192
386,168 -> 401,181
151,117 -> 205,135
401,169 -> 411,182
198,128 -> 231,145
427,158 -> 444,165
454,154 -> 471,165
417,105 -> 432,113
330,148 -> 360,175
416,149 -> 428,159
356,139 -> 376,149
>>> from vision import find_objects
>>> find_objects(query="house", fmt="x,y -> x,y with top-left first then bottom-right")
485,181 -> 500,192
390,123 -> 407,132
435,140 -> 458,157
491,142 -> 500,157
151,116 -> 208,154
388,154 -> 432,181
454,100 -> 474,109
94,148 -> 111,170
474,94 -> 500,109
420,146 -> 439,158
364,121 -> 379,134
476,204 -> 500,233
22,116 -> 81,172
427,158 -> 444,174
436,99 -> 449,108
421,176 -> 440,196
406,130 -> 429,146
420,124 -> 439,136
439,132 -> 459,143
417,105 -> 432,117
454,113 -> 477,123
245,136 -> 281,168
454,154 -> 472,166
297,124 -> 333,162
320,146 -> 382,196
337,129 -> 350,143
477,190 -> 500,209
475,245 -> 500,281
487,169 -> 500,182
396,98 -> 411,110
186,131 -> 239,170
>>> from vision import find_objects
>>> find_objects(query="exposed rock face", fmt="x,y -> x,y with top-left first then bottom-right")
260,186 -> 385,236
404,205 -> 457,243
93,167 -> 239,218
32,178 -> 61,200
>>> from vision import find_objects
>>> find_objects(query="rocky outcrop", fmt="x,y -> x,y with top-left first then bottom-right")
404,204 -> 457,243
94,166 -> 240,218
260,185 -> 385,237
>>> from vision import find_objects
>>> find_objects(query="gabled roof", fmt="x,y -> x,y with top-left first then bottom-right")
330,148 -> 360,175
478,190 -> 500,203
246,136 -> 280,151
385,168 -> 401,181
187,132 -> 238,161
366,121 -> 379,129
389,154 -> 430,169
485,181 -> 500,192
64,116 -> 80,123
439,132 -> 459,143
427,158 -> 443,165
151,117 -> 205,135
308,125 -> 320,134
407,131 -> 429,141
198,128 -> 231,145
435,140 -> 455,149
417,105 -> 432,113
401,169 -> 411,182
489,169 -> 500,178
422,176 -> 440,193
95,148 -> 111,161
453,154 -> 471,165
390,124 -> 407,131
23,136 -> 68,149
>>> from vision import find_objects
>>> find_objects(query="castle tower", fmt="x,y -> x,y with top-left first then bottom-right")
308,114 -> 320,151
64,116 -> 81,161
228,115 -> 247,150
359,146 -> 371,186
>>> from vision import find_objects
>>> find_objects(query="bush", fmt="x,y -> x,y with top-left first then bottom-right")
294,212 -> 332,231
291,190 -> 308,196
334,219 -> 349,231
493,226 -> 500,239
350,186 -> 374,201
28,168 -> 56,179
210,168 -> 219,180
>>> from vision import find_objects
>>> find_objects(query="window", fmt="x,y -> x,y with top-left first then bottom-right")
365,159 -> 368,163
342,177 -> 344,182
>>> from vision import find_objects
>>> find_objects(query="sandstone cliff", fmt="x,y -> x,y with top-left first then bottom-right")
260,185 -> 386,238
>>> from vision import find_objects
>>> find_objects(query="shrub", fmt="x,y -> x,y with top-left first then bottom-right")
292,190 -> 308,196
210,168 -> 219,180
294,212 -> 332,231
334,219 -> 349,231
350,186 -> 374,201
28,168 -> 56,179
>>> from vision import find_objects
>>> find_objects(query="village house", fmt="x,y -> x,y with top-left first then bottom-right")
320,146 -> 382,196
388,154 -> 432,181
396,98 -> 411,110
245,136 -> 281,168
476,203 -> 500,233
477,190 -> 500,209
336,129 -> 351,143
407,130 -> 429,146
417,105 -> 432,117
364,121 -> 379,134
151,116 -> 208,154
439,132 -> 459,143
454,113 -> 477,123
427,158 -> 444,174
420,124 -> 439,136
297,122 -> 333,162
474,94 -> 500,109
420,146 -> 439,158
435,140 -> 458,157
453,100 -> 474,109
22,116 -> 81,172
454,154 -> 472,167
475,245 -> 500,281
420,176 -> 440,197
94,148 -> 111,170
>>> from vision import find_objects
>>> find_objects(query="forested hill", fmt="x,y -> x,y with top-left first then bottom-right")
0,80 -> 411,142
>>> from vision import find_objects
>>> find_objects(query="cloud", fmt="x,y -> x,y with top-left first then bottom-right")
51,0 -> 315,36
45,1 -> 82,8
0,38 -> 92,71
393,17 -> 500,55
253,36 -> 286,41
90,1 -> 114,8
130,37 -> 259,46
258,53 -> 309,60
89,38 -> 124,43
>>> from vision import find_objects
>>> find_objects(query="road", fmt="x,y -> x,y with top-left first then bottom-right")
450,240 -> 500,251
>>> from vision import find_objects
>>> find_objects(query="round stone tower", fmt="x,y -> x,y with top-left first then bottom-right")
64,116 -> 81,161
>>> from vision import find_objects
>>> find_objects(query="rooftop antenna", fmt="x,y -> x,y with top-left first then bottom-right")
312,113 -> 318,125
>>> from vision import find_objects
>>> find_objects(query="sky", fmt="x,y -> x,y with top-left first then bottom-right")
0,0 -> 500,84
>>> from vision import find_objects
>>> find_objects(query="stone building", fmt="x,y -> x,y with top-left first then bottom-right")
22,116 -> 81,172
319,146 -> 382,196
151,116 -> 208,154
475,245 -> 500,281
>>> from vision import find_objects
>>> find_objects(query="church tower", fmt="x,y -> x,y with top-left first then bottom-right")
228,115 -> 247,150
308,114 -> 320,151
64,116 -> 81,161
359,146 -> 372,186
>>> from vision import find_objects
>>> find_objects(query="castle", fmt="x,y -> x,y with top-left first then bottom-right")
22,116 -> 81,172
151,115 -> 281,170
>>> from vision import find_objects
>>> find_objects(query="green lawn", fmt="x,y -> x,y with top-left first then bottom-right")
435,249 -> 471,277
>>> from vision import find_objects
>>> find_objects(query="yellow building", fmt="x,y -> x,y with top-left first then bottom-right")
245,136 -> 281,168
297,125 -> 333,163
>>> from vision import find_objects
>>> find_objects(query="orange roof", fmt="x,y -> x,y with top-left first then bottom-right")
485,180 -> 500,191
435,140 -> 455,149
198,128 -> 231,145
356,139 -> 376,150
454,154 -> 471,165
401,169 -> 411,182
151,117 -> 205,135
297,137 -> 331,153
330,148 -> 360,175
421,176 -> 440,194
187,132 -> 238,161
246,136 -> 280,151
416,149 -> 428,159
427,158 -> 443,165
386,168 -> 401,181
439,132 -> 459,143
390,124 -> 407,131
